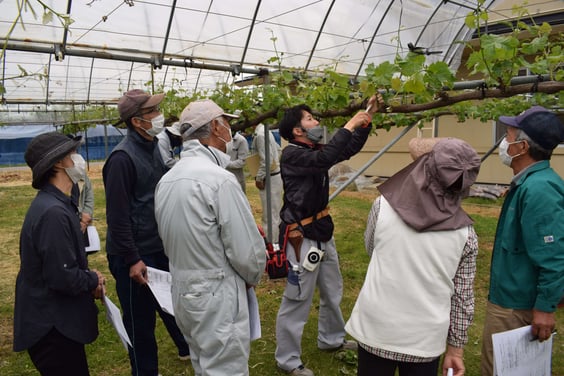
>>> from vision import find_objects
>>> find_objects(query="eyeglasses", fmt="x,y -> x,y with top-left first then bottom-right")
137,106 -> 160,117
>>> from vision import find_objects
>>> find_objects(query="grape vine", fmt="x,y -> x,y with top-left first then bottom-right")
2,1 -> 562,134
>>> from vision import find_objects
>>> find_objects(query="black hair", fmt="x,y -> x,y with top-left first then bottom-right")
36,167 -> 57,189
278,104 -> 312,141
124,117 -> 136,130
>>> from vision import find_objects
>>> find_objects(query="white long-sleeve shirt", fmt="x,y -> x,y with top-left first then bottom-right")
156,130 -> 179,168
155,140 -> 266,375
155,140 -> 265,285
226,132 -> 249,171
252,124 -> 280,181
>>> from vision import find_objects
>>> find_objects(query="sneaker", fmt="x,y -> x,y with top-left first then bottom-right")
178,353 -> 191,361
340,340 -> 358,351
288,365 -> 314,376
321,339 -> 358,352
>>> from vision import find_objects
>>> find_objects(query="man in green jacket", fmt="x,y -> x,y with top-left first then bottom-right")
481,106 -> 564,376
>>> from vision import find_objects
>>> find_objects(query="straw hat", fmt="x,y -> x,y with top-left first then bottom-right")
408,137 -> 446,160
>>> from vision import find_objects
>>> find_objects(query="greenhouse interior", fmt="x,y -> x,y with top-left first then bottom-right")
1,2 -> 564,376
0,0 -> 563,179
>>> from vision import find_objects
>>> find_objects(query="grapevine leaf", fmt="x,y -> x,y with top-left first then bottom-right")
42,10 -> 53,25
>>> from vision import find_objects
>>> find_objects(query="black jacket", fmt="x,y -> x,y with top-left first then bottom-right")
279,126 -> 371,241
14,184 -> 99,351
103,130 -> 168,265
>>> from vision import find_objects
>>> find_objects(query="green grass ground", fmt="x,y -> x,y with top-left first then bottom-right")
0,170 -> 562,375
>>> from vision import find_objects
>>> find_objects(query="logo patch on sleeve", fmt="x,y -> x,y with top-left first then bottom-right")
543,235 -> 554,243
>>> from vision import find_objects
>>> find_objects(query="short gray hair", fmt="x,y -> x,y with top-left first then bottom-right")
182,121 -> 212,141
515,129 -> 552,160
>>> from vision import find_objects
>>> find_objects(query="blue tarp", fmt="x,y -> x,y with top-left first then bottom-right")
78,125 -> 126,161
0,124 -> 125,166
0,124 -> 279,166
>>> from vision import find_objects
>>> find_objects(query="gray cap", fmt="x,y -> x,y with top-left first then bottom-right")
166,122 -> 181,136
179,99 -> 238,136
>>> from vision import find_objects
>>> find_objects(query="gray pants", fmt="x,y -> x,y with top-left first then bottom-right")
172,269 -> 251,376
275,236 -> 346,371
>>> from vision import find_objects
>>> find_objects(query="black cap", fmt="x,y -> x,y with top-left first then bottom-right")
499,106 -> 564,150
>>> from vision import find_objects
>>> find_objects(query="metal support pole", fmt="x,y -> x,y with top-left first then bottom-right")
104,124 -> 108,159
84,127 -> 90,170
263,123 -> 273,242
481,134 -> 504,162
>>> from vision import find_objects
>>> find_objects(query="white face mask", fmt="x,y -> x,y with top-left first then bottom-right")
217,121 -> 233,153
225,140 -> 234,155
498,138 -> 523,167
65,153 -> 86,184
140,114 -> 165,137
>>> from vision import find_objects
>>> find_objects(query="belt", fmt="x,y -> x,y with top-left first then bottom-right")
270,171 -> 281,176
288,207 -> 330,231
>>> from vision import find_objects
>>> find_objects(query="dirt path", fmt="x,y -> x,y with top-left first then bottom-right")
0,164 -> 104,187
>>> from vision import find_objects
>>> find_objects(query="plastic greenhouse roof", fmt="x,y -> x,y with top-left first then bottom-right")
0,0 -> 562,116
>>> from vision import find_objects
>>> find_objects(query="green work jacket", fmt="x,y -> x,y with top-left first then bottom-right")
489,160 -> 564,313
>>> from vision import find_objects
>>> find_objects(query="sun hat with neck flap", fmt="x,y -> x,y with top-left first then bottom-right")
24,132 -> 82,189
378,137 -> 481,232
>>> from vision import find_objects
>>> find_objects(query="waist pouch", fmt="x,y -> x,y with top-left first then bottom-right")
288,208 -> 333,243
259,225 -> 288,279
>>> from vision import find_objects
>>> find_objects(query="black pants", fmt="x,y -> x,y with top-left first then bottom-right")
108,252 -> 190,376
28,328 -> 89,376
358,345 -> 440,376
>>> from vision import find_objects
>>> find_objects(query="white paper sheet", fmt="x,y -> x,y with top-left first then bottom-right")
247,287 -> 261,341
146,266 -> 262,341
85,225 -> 100,253
492,325 -> 554,376
146,266 -> 175,316
145,266 -> 262,341
103,295 -> 131,350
